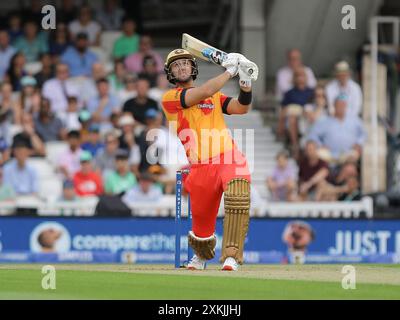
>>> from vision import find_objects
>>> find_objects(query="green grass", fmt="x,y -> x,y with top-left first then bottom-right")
0,268 -> 399,300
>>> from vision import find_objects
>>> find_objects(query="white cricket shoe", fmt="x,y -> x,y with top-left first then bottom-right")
187,255 -> 206,270
222,257 -> 239,271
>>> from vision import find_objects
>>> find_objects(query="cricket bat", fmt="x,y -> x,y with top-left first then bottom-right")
182,33 -> 228,65
182,33 -> 258,80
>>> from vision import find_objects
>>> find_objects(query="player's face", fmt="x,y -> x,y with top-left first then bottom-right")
171,59 -> 192,83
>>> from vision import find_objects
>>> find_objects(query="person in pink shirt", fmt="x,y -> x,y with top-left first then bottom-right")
57,130 -> 82,179
124,35 -> 163,74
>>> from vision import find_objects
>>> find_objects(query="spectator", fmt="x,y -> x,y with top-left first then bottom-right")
34,53 -> 55,88
73,150 -> 103,197
112,16 -> 139,59
94,131 -> 120,174
68,6 -> 102,46
0,30 -> 16,81
307,94 -> 366,165
316,163 -> 360,201
5,52 -> 27,92
57,0 -> 78,25
139,109 -> 187,193
34,98 -> 67,142
0,167 -> 15,201
117,113 -> 137,151
97,0 -> 125,31
304,85 -> 328,126
278,67 -> 314,158
48,22 -> 71,57
12,113 -> 46,157
20,0 -> 43,27
125,35 -> 163,74
104,149 -> 137,195
122,172 -> 163,204
87,78 -> 121,128
118,73 -> 137,104
7,13 -> 23,44
17,76 -> 41,118
122,77 -> 158,124
42,63 -> 80,114
148,74 -> 170,107
61,179 -> 77,201
79,62 -> 108,104
57,130 -> 82,179
297,141 -> 329,201
14,20 -> 48,63
78,109 -> 92,143
0,108 -> 11,165
276,48 -> 317,100
3,140 -> 38,196
0,82 -> 19,125
108,59 -> 127,94
81,123 -> 105,157
59,96 -> 81,131
61,32 -> 98,77
326,61 -> 363,118
139,55 -> 159,88
267,150 -> 297,201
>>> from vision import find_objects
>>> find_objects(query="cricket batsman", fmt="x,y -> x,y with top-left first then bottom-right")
162,49 -> 258,271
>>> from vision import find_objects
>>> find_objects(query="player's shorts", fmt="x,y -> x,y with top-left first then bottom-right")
183,148 -> 251,237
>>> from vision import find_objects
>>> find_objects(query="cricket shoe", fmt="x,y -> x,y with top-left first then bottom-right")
187,255 -> 206,270
222,257 -> 239,271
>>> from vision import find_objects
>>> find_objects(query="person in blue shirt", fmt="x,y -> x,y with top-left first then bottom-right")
13,20 -> 48,63
87,78 -> 120,131
3,140 -> 39,195
307,94 -> 366,165
0,30 -> 16,81
61,32 -> 98,77
278,67 -> 314,158
81,123 -> 105,157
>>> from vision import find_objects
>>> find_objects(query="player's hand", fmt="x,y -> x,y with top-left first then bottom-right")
221,53 -> 244,78
238,57 -> 259,88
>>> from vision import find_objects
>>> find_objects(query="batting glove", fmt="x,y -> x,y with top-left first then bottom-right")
238,57 -> 259,87
221,53 -> 244,78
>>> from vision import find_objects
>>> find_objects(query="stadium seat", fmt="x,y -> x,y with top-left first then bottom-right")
45,141 -> 69,166
24,62 -> 42,75
27,158 -> 56,180
39,178 -> 63,201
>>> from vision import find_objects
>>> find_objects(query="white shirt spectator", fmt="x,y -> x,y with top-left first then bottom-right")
68,20 -> 101,45
276,66 -> 316,100
325,79 -> 363,118
42,79 -> 80,114
129,144 -> 141,166
57,147 -> 82,178
122,184 -> 163,203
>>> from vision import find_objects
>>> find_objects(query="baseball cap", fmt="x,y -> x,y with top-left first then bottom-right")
118,114 -> 135,127
79,109 -> 91,122
21,76 -> 37,87
88,123 -> 100,133
145,108 -> 159,119
115,149 -> 130,160
334,61 -> 350,74
63,179 -> 74,189
80,150 -> 93,162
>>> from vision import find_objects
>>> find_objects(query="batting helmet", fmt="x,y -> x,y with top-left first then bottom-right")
164,49 -> 198,84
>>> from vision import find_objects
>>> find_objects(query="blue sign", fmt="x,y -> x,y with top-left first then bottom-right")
0,217 -> 399,264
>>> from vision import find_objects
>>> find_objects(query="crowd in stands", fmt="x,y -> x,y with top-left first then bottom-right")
268,49 -> 366,202
0,1 -> 188,207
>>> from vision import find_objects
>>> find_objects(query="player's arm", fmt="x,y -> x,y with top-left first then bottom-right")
183,53 -> 241,107
183,71 -> 231,107
225,86 -> 252,115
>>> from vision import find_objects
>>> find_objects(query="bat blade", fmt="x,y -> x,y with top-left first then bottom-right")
182,33 -> 227,66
